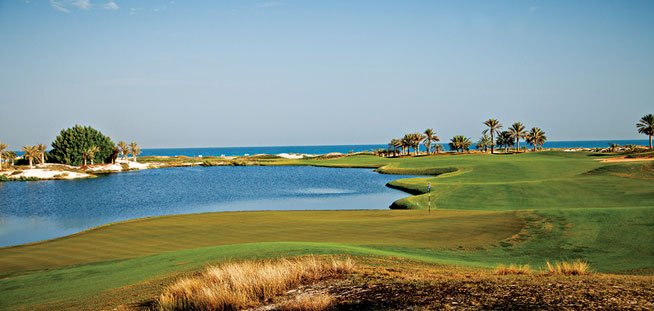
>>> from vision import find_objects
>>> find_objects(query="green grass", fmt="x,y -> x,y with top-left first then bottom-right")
1,151 -> 653,310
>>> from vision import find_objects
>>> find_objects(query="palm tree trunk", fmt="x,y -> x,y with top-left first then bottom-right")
490,133 -> 495,154
516,139 -> 520,153
29,157 -> 33,169
650,135 -> 652,149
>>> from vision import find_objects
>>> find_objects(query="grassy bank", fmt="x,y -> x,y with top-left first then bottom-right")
1,151 -> 653,310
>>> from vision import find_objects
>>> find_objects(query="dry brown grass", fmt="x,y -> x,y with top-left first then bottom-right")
495,264 -> 531,275
544,260 -> 591,275
278,294 -> 333,311
157,256 -> 354,311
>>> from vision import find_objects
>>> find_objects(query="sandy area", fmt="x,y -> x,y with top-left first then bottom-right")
598,156 -> 654,163
1,168 -> 91,179
276,153 -> 315,159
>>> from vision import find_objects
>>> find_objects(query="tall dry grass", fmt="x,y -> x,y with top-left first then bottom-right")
495,264 -> 531,275
544,260 -> 591,275
278,294 -> 333,311
157,256 -> 354,311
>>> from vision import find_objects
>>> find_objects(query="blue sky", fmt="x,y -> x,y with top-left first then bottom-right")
0,0 -> 652,148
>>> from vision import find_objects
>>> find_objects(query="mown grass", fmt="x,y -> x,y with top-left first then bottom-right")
1,151 -> 653,310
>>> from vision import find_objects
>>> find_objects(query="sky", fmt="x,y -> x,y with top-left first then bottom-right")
0,0 -> 652,148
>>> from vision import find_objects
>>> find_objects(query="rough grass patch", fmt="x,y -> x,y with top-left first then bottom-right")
544,260 -> 591,275
278,294 -> 333,311
157,256 -> 354,311
495,264 -> 531,275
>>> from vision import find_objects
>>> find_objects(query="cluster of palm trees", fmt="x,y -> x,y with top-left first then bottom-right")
387,129 -> 443,157
16,144 -> 48,169
0,140 -> 143,170
383,119 -> 548,157
482,119 -> 548,153
116,141 -> 141,162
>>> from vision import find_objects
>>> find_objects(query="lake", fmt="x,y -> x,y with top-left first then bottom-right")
0,166 -> 417,247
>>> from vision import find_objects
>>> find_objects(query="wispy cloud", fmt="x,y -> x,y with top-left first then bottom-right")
72,0 -> 91,10
103,1 -> 119,10
257,1 -> 282,8
129,7 -> 136,15
49,0 -> 70,12
529,6 -> 540,13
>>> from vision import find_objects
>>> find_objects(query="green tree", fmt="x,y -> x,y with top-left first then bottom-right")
434,144 -> 444,154
636,114 -> 654,149
50,125 -> 115,166
130,142 -> 141,162
482,119 -> 502,154
0,142 -> 8,169
508,122 -> 527,153
423,129 -> 440,155
526,127 -> 547,151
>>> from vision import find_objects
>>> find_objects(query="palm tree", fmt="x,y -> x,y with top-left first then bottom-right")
449,135 -> 472,152
401,134 -> 412,155
433,144 -> 444,154
2,151 -> 17,167
526,127 -> 547,152
36,144 -> 47,165
21,145 -> 39,169
130,142 -> 141,162
476,134 -> 492,152
117,141 -> 129,160
0,142 -> 8,169
423,129 -> 440,155
608,143 -> 619,152
482,119 -> 502,154
497,131 -> 514,153
82,146 -> 99,165
508,122 -> 527,153
389,139 -> 401,157
637,114 -> 654,149
412,133 -> 425,155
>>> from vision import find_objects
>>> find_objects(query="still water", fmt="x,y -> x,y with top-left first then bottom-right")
0,166 -> 415,247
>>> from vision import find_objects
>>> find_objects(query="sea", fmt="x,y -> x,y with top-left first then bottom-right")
140,140 -> 650,157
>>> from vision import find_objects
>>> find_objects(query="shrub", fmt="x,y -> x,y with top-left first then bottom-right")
495,264 -> 531,275
544,260 -> 591,275
50,125 -> 115,166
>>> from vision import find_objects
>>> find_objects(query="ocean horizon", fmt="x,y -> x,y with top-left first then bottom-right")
140,139 -> 650,157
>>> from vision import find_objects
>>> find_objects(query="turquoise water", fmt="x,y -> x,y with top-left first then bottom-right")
140,140 -> 649,157
0,166 -> 417,247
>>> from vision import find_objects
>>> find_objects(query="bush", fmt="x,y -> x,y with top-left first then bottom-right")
50,125 -> 115,166
544,260 -> 591,275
